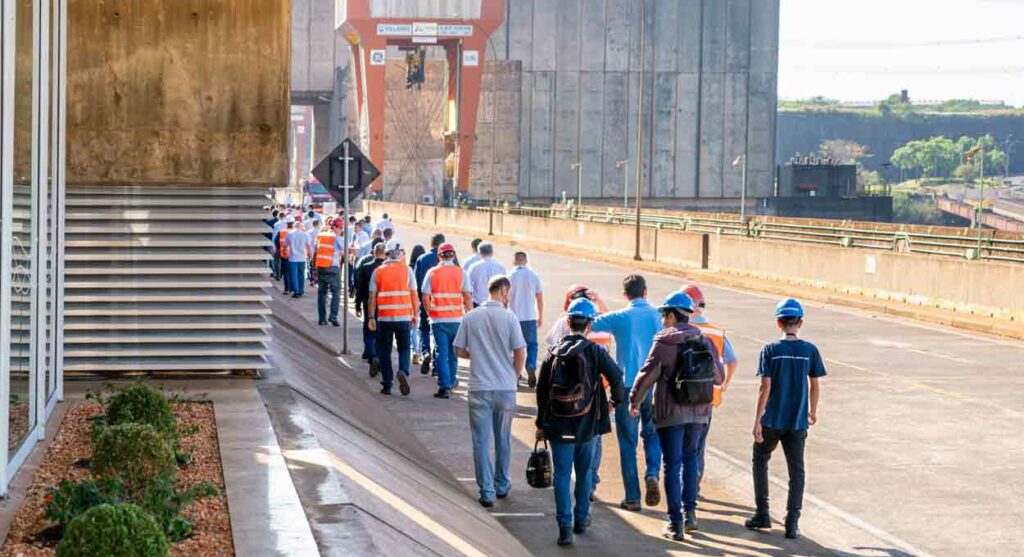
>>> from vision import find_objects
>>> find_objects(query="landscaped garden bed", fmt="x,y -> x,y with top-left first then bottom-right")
1,384 -> 234,556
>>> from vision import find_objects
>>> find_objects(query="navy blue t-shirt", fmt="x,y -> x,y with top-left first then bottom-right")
757,338 -> 827,431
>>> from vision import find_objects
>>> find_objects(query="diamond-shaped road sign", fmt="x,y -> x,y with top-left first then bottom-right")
311,138 -> 380,203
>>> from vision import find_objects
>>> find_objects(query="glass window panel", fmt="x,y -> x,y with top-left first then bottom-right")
10,0 -> 36,457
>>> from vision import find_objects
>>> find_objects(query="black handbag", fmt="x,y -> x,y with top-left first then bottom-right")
526,439 -> 552,489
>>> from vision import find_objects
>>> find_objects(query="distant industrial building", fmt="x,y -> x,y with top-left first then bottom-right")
772,156 -> 892,221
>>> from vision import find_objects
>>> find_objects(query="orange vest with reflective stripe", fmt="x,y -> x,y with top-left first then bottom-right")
427,264 -> 465,320
693,321 -> 726,407
278,229 -> 291,259
315,232 -> 338,268
375,261 -> 414,320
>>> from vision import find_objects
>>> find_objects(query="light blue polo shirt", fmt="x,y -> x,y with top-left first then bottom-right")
591,298 -> 661,387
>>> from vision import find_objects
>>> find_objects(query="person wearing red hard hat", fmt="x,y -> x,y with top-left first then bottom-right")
680,283 -> 738,496
420,241 -> 472,398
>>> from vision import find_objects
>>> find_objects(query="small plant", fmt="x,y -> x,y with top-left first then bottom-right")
93,424 -> 176,491
56,503 -> 170,557
138,477 -> 219,541
105,383 -> 176,437
44,478 -> 125,533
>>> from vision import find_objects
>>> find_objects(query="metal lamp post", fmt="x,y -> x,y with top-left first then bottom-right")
571,161 -> 583,208
633,0 -> 647,261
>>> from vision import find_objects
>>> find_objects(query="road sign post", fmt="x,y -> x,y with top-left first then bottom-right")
312,138 -> 381,356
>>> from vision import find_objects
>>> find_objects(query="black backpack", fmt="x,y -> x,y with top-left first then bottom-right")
547,339 -> 595,418
669,336 -> 715,405
526,440 -> 552,489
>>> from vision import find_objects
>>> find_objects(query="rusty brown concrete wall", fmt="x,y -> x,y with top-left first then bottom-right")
67,0 -> 290,186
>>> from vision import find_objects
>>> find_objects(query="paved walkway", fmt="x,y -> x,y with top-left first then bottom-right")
367,222 -> 1024,557
274,270 -> 839,554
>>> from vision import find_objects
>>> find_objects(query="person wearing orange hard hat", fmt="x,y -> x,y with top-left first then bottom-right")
680,283 -> 738,496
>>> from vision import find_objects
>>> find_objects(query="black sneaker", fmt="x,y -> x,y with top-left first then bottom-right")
433,388 -> 450,399
663,521 -> 685,541
684,513 -> 698,533
745,513 -> 772,530
329,319 -> 340,327
398,374 -> 410,396
645,477 -> 661,507
557,526 -> 574,546
380,387 -> 391,395
619,500 -> 641,512
527,368 -> 537,389
496,491 -> 509,500
785,517 -> 800,539
318,320 -> 326,326
420,354 -> 432,375
573,517 -> 591,535
369,359 -> 379,378
478,498 -> 494,508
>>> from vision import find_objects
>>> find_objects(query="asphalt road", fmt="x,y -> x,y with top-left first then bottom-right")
391,222 -> 1024,557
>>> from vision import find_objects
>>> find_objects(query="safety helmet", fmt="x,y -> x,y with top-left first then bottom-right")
438,243 -> 456,256
566,298 -> 598,320
681,283 -> 705,308
775,298 -> 804,318
563,284 -> 590,311
659,291 -> 695,314
331,218 -> 344,230
285,215 -> 296,224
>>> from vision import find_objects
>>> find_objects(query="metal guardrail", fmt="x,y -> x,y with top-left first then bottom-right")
476,204 -> 1024,264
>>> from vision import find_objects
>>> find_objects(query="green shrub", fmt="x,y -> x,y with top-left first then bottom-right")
44,478 -> 125,533
93,424 -> 176,490
56,503 -> 169,557
139,477 -> 218,541
105,383 -> 176,437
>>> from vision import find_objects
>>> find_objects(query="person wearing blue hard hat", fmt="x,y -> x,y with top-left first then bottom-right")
535,296 -> 625,547
628,290 -> 724,541
745,297 -> 826,540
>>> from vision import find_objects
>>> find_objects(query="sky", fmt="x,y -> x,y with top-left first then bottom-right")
778,0 -> 1024,106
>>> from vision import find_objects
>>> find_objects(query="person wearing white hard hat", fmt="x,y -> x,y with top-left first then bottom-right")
367,238 -> 419,396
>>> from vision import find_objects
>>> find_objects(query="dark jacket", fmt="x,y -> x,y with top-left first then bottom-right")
629,323 -> 724,429
536,335 -> 625,444
354,256 -> 385,311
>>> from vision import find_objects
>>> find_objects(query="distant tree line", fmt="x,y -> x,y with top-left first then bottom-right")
890,135 -> 1007,180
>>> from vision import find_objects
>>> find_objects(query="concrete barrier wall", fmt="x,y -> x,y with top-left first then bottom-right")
370,202 -> 1023,320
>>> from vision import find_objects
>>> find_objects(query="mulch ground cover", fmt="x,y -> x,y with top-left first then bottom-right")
0,401 -> 234,556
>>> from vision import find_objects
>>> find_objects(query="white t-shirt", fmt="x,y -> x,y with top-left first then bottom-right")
467,258 -> 507,305
284,229 -> 310,262
508,265 -> 543,322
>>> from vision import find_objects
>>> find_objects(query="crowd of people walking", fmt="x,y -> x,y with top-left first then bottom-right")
264,206 -> 826,548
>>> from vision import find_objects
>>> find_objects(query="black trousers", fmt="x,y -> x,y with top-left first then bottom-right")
752,427 -> 807,519
316,268 -> 341,322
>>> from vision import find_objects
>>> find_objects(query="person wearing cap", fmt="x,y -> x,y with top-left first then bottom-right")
314,219 -> 346,326
508,251 -> 545,389
453,275 -> 526,508
413,233 -> 447,374
283,216 -> 312,298
628,291 -> 724,541
590,274 -> 663,512
420,242 -> 473,398
367,239 -> 420,396
745,298 -> 826,540
680,283 -> 739,493
534,298 -> 625,547
466,243 -> 506,308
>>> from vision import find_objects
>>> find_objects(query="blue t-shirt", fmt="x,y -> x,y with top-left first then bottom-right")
591,299 -> 661,387
757,339 -> 827,431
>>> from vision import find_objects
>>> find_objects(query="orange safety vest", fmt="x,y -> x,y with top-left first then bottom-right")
278,229 -> 291,259
693,321 -> 726,407
374,261 -> 414,320
427,264 -> 465,320
314,232 -> 338,268
589,332 -> 614,389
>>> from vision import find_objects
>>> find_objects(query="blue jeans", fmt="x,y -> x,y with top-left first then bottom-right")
696,413 -> 712,493
418,305 -> 432,356
281,259 -> 292,292
376,320 -> 411,390
614,391 -> 661,504
551,439 -> 596,528
591,435 -> 603,490
519,320 -> 539,371
431,322 -> 460,389
658,423 -> 707,524
468,390 -> 516,501
361,307 -> 376,360
316,269 -> 340,322
288,261 -> 306,296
